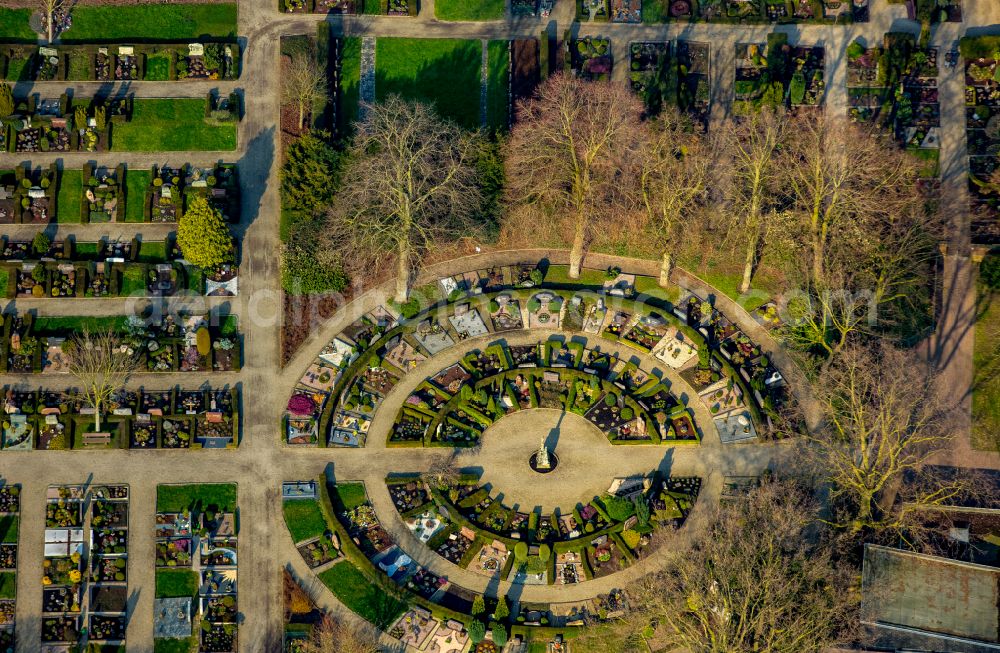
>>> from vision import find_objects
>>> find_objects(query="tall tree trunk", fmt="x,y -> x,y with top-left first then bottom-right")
812,242 -> 824,288
659,250 -> 673,288
739,239 -> 756,294
298,101 -> 305,131
47,14 -> 52,43
394,245 -> 410,304
94,399 -> 102,432
568,219 -> 585,279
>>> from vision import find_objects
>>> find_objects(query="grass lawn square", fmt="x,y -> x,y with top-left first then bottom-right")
153,637 -> 198,653
125,169 -> 151,222
61,3 -> 236,41
113,99 -> 237,152
155,569 -> 199,598
0,516 -> 17,543
137,240 -> 167,262
156,483 -> 237,513
282,499 -> 328,543
0,8 -> 36,41
317,561 -> 405,628
486,40 -> 510,131
66,51 -> 92,81
375,38 -> 482,129
145,54 -> 173,81
121,264 -> 147,296
974,290 -> 1000,451
641,0 -> 670,22
435,0 -> 504,20
334,482 -> 369,510
0,571 -> 14,599
57,169 -> 82,223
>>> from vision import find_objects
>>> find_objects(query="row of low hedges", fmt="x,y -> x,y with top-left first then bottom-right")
0,41 -> 241,81
0,312 -> 242,374
306,266 -> 777,447
319,478 -> 471,626
1,410 -> 238,451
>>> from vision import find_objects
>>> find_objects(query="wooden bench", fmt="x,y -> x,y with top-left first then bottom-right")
82,432 -> 111,446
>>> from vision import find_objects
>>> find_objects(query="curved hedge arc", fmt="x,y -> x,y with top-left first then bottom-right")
390,353 -> 699,448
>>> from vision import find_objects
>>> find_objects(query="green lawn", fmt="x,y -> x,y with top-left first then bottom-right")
156,483 -> 237,513
145,54 -> 173,81
435,0 -> 504,20
635,276 -> 681,304
543,265 -> 608,288
153,637 -> 197,653
120,264 -> 147,296
61,3 -> 236,41
908,146 -> 940,178
113,99 -> 237,152
317,562 -> 406,628
57,169 -> 83,223
283,499 -> 329,543
33,316 -> 129,334
125,169 -> 151,222
155,569 -> 199,598
375,38 -> 482,128
973,290 -> 1000,451
641,0 -> 670,22
3,55 -> 30,81
185,266 -> 205,294
0,8 -> 36,41
74,242 -> 101,257
676,254 -> 783,313
338,37 -> 362,135
0,516 -> 17,543
334,482 -> 369,510
67,52 -> 92,81
137,240 -> 168,262
486,40 -> 510,131
0,571 -> 14,599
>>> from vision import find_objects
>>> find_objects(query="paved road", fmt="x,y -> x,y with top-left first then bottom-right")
1,0 -> 999,651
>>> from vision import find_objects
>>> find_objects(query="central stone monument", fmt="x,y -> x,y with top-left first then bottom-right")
528,434 -> 558,474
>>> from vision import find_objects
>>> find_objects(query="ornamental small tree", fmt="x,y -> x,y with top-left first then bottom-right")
177,195 -> 234,270
493,595 -> 509,621
491,623 -> 508,647
514,542 -> 528,563
472,594 -> 485,616
67,330 -> 138,433
468,620 -> 486,644
538,543 -> 551,562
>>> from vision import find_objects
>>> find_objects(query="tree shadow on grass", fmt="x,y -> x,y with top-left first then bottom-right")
374,43 -> 482,129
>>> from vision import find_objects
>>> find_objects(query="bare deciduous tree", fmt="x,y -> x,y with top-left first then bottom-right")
783,114 -> 923,287
628,108 -> 712,287
716,108 -> 787,294
806,343 -> 963,537
504,73 -> 643,278
323,96 -> 484,303
301,613 -> 383,653
282,57 -> 327,132
421,452 -> 461,491
66,330 -> 138,433
778,115 -> 937,360
41,0 -> 61,43
626,481 -> 858,653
